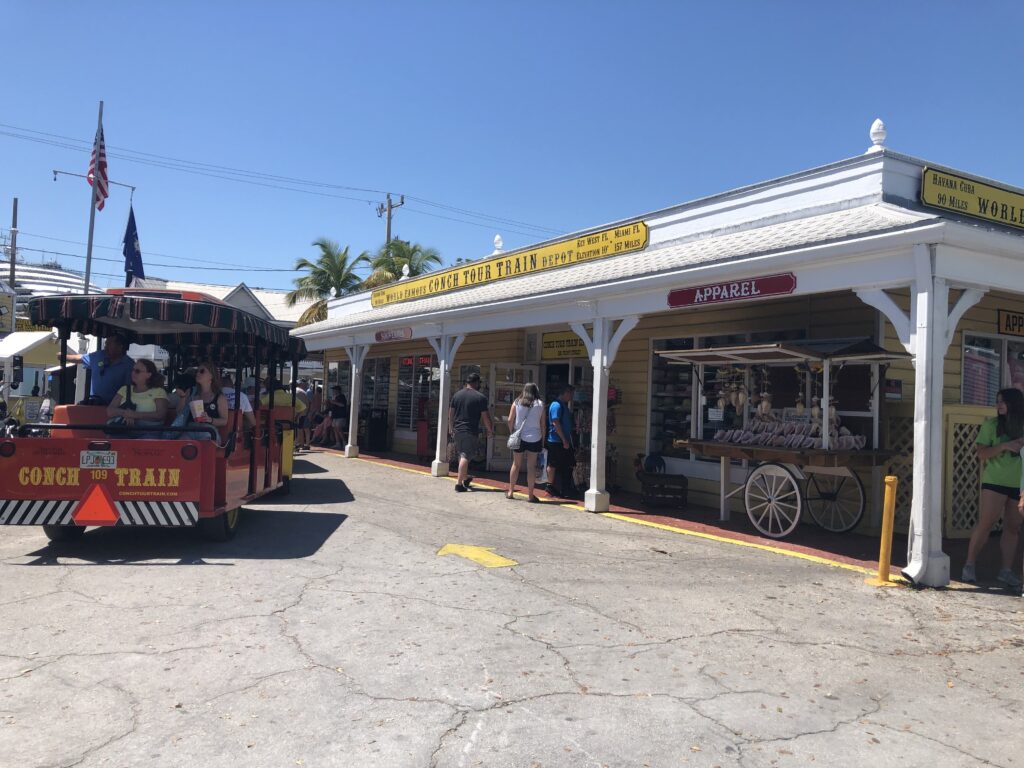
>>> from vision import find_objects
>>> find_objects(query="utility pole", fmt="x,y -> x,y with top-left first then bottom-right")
376,193 -> 405,245
8,198 -> 16,288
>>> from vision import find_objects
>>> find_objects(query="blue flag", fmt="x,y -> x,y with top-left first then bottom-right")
122,205 -> 144,284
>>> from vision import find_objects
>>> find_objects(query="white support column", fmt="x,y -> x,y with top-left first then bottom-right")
571,316 -> 638,512
344,344 -> 369,458
428,333 -> 465,477
855,262 -> 988,588
904,245 -> 950,587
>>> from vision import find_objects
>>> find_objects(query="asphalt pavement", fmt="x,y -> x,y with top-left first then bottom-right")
1,450 -> 1021,768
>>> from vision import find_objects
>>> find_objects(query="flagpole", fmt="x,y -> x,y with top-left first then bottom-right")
83,99 -> 103,294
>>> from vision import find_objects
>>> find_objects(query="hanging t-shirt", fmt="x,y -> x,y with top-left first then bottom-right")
976,417 -> 1022,487
115,386 -> 168,415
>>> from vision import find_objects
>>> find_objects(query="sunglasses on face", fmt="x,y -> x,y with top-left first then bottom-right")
132,368 -> 147,374
197,368 -> 210,374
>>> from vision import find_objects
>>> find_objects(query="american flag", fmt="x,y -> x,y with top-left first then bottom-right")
87,124 -> 109,211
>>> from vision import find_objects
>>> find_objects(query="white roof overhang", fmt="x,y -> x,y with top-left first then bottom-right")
294,197 -> 1024,355
295,204 -> 950,350
0,331 -> 55,359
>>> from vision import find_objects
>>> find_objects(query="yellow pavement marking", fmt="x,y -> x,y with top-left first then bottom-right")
599,512 -> 907,583
437,544 -> 518,568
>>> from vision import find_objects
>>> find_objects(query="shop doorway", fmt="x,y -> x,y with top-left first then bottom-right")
543,362 -> 590,404
489,363 -> 539,470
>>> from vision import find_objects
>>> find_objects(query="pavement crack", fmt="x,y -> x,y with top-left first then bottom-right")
867,720 -> 1010,767
56,680 -> 141,768
429,710 -> 470,768
506,566 -> 652,638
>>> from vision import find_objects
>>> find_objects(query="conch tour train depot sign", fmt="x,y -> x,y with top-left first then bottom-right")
921,167 -> 1024,230
370,222 -> 649,307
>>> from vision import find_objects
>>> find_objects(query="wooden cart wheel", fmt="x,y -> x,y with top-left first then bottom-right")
805,470 -> 865,533
744,462 -> 802,539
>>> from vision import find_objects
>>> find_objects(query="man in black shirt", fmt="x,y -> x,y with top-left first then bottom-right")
448,372 -> 493,492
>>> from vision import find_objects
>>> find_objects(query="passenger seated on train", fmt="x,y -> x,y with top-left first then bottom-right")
172,362 -> 228,440
107,359 -> 169,438
166,371 -> 196,412
221,374 -> 256,429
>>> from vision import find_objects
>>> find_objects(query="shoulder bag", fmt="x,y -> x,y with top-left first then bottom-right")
506,400 -> 524,450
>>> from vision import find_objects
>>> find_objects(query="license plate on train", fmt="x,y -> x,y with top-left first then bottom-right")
80,451 -> 117,470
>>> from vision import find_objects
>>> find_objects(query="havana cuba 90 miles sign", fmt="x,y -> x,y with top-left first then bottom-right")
667,273 -> 797,308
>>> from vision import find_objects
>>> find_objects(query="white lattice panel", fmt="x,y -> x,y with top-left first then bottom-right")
884,415 -> 914,531
948,422 -> 982,532
942,406 -> 995,538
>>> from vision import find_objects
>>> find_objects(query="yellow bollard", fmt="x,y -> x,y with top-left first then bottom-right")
866,475 -> 900,587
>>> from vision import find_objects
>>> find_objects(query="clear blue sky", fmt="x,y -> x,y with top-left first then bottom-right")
1,2 -> 1021,292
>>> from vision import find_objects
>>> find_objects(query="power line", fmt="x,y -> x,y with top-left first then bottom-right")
1,227 -> 375,274
0,122 -> 564,236
11,244 -> 298,273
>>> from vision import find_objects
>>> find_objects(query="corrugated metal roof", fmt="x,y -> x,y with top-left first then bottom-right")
297,203 -> 936,335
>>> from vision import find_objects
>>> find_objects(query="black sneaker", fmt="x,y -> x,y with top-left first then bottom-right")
464,476 -> 474,489
454,484 -> 467,493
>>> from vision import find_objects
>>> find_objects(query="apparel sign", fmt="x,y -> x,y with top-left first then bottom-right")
374,327 -> 413,343
667,273 -> 796,308
997,310 -> 1024,337
921,167 -> 1024,230
541,331 -> 587,360
370,222 -> 649,307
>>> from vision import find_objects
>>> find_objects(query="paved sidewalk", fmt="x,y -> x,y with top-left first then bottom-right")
1,451 -> 1021,767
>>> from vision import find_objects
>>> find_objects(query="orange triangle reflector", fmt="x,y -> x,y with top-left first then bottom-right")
72,484 -> 120,526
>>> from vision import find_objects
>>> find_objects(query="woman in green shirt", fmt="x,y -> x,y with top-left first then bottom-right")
963,388 -> 1024,586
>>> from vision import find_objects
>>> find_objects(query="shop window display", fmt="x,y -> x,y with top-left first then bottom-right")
327,361 -> 351,403
649,338 -> 694,456
397,354 -> 438,431
961,334 -> 1024,406
648,329 -> 807,464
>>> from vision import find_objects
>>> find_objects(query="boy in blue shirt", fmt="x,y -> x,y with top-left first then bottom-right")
545,385 -> 577,498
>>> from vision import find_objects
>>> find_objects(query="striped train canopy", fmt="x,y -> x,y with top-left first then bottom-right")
28,290 -> 306,366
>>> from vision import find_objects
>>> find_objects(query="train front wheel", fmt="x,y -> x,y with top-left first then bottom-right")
199,507 -> 240,542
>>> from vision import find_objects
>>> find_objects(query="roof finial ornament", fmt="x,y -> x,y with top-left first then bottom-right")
866,118 -> 887,154
401,263 -> 410,279
492,234 -> 504,255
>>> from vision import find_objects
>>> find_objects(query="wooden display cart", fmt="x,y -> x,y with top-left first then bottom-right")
677,439 -> 892,538
656,338 -> 907,539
